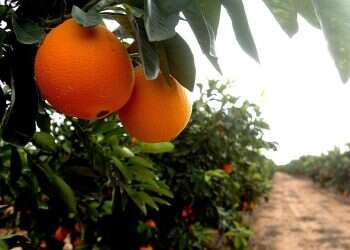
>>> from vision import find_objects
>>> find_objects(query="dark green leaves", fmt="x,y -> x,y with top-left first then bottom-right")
10,146 -> 22,186
72,5 -> 103,28
1,43 -> 38,146
0,87 -> 6,122
12,15 -> 45,44
200,0 -> 221,37
32,132 -> 57,152
263,0 -> 320,35
138,142 -> 175,154
131,18 -> 160,80
263,0 -> 298,37
312,0 -> 350,83
183,1 -> 221,73
0,240 -> 8,250
160,34 -> 196,91
38,164 -> 77,217
295,0 -> 320,29
261,0 -> 350,82
221,0 -> 259,61
144,0 -> 180,41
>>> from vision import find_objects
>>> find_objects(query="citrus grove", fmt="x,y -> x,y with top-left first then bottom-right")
0,0 -> 350,249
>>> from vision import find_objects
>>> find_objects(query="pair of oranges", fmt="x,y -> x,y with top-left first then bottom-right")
34,19 -> 192,143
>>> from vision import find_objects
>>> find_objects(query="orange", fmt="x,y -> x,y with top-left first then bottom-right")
250,202 -> 257,210
35,18 -> 134,120
145,219 -> 157,229
223,163 -> 233,174
139,245 -> 154,250
118,67 -> 191,142
54,226 -> 69,241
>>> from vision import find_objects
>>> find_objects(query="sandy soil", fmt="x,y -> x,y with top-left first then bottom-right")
251,172 -> 350,250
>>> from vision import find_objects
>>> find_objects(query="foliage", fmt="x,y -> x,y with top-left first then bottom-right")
0,81 -> 276,249
0,0 -> 349,148
283,146 -> 350,195
0,115 -> 173,249
133,81 -> 277,249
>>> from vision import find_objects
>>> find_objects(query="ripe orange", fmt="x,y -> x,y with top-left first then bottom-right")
181,205 -> 193,219
118,67 -> 192,142
250,202 -> 257,210
139,245 -> 154,250
145,219 -> 157,229
54,226 -> 69,241
223,163 -> 233,174
35,18 -> 134,120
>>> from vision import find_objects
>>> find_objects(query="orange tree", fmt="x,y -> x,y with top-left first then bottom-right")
0,0 -> 349,249
283,146 -> 350,195
141,81 -> 277,249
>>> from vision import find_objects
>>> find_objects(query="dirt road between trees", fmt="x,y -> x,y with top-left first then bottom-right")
251,172 -> 350,250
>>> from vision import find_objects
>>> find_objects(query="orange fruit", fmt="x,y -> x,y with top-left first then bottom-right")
223,163 -> 233,174
118,67 -> 191,142
54,226 -> 69,241
181,205 -> 193,219
35,18 -> 134,120
139,245 -> 154,250
73,239 -> 83,246
250,202 -> 257,210
145,219 -> 157,229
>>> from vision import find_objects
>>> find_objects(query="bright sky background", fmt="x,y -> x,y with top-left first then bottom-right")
176,2 -> 350,165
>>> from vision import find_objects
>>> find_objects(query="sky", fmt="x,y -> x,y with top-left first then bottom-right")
176,2 -> 350,165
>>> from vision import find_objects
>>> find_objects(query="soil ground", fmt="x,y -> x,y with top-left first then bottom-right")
251,172 -> 350,250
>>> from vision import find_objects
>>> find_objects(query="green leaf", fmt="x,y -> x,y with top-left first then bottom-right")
143,182 -> 174,198
131,166 -> 158,184
2,43 -> 38,146
72,5 -> 103,28
160,33 -> 196,91
39,164 -> 77,216
0,5 -> 8,17
36,111 -> 51,133
93,120 -> 117,134
295,0 -> 320,28
138,191 -> 159,211
221,0 -> 259,62
10,146 -> 22,186
113,145 -> 135,158
111,156 -> 131,181
131,17 -> 160,80
0,86 -> 6,122
183,1 -> 222,73
12,16 -> 45,44
112,13 -> 135,38
126,188 -> 147,214
312,0 -> 350,83
101,200 -> 113,216
199,0 -> 221,37
129,156 -> 154,169
144,0 -> 179,41
138,142 -> 174,154
263,0 -> 298,37
32,132 -> 57,152
152,196 -> 171,206
157,0 -> 191,13
0,240 -> 8,250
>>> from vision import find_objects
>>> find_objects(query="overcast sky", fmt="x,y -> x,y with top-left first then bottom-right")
176,2 -> 350,165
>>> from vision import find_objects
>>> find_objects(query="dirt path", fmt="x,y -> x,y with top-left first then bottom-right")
251,172 -> 350,250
